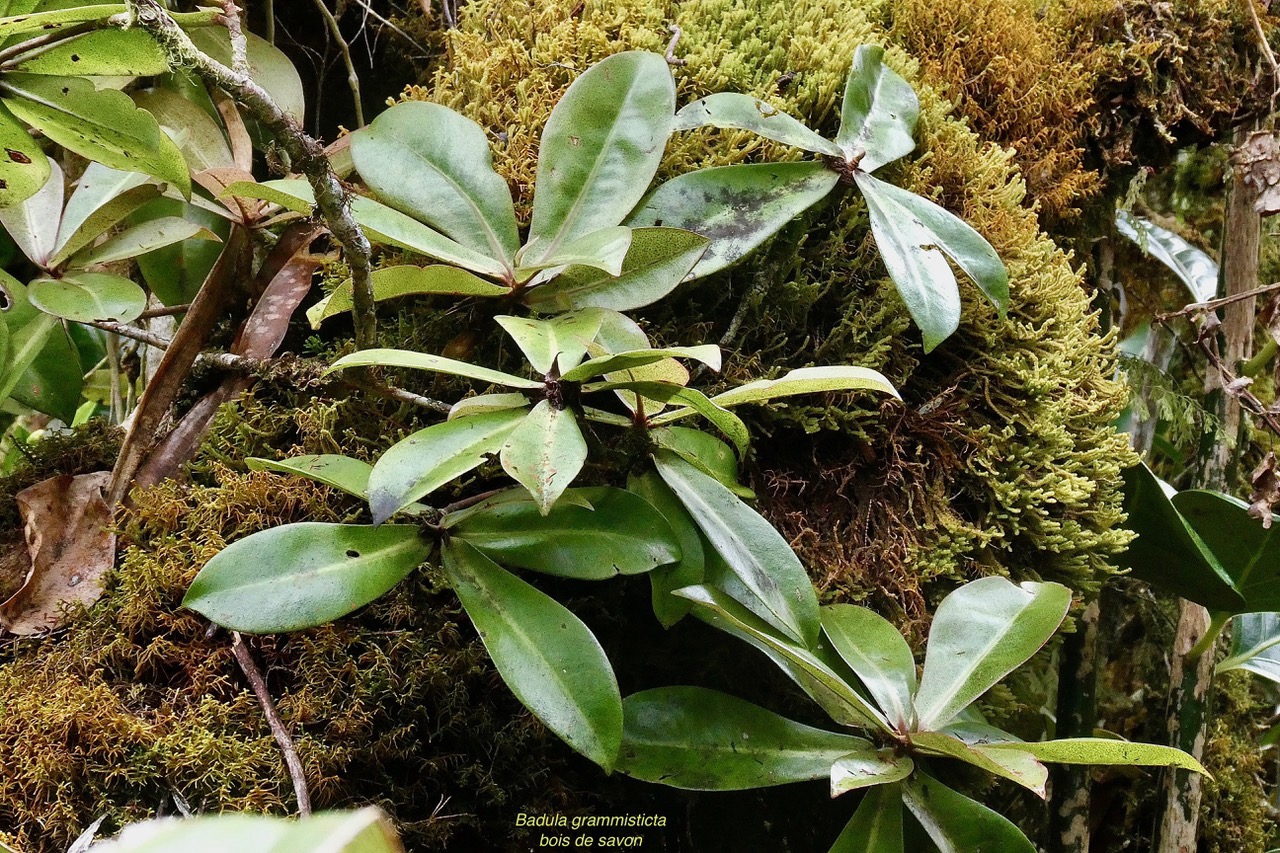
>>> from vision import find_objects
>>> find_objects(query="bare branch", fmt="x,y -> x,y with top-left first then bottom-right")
231,632 -> 312,816
312,0 -> 366,127
219,0 -> 249,76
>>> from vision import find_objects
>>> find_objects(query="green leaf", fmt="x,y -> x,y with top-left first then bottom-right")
14,28 -> 168,76
627,470 -> 706,627
447,392 -> 530,421
495,309 -> 607,375
0,102 -> 49,208
902,773 -> 1036,853
673,92 -> 843,157
189,29 -> 305,124
56,161 -> 150,254
516,225 -> 632,279
221,178 -> 311,214
51,183 -> 161,268
836,45 -> 919,173
1173,489 -> 1280,613
1119,463 -> 1243,612
706,365 -> 900,409
1115,209 -> 1218,303
131,197 -> 228,306
351,100 -> 519,266
523,227 -> 709,313
2,73 -> 190,198
821,604 -> 917,731
910,731 -> 1048,797
601,380 -> 750,454
132,88 -> 236,172
0,4 -> 125,41
1219,612 -> 1280,679
500,400 -> 588,515
0,276 -> 53,402
617,686 -> 875,790
183,523 -> 431,633
0,276 -> 80,418
829,784 -> 903,853
565,344 -> 721,382
71,216 -> 218,266
97,808 -> 404,853
0,153 -> 60,265
830,750 -> 913,797
655,450 -> 820,647
326,348 -> 541,389
649,426 -> 751,499
853,170 -> 959,352
307,265 -> 509,329
984,738 -> 1208,775
626,162 -> 838,278
246,454 -> 374,500
854,171 -> 1008,315
442,539 -> 622,769
367,409 -> 526,524
676,583 -> 889,731
28,271 -> 145,322
526,51 -> 675,263
449,485 -> 680,579
914,577 -> 1071,730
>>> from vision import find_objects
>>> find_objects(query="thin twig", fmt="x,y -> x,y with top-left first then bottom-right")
349,0 -> 434,55
439,487 -> 507,515
139,303 -> 191,319
1156,280 -> 1280,322
265,0 -> 275,44
665,25 -> 686,66
88,320 -> 172,350
312,0 -> 366,127
1246,0 -> 1280,116
230,632 -> 312,817
123,0 -> 378,351
220,0 -> 250,76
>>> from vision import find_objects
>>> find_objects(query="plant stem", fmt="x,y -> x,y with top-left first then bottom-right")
1186,612 -> 1230,663
312,0 -> 365,128
122,0 -> 377,350
230,631 -> 311,816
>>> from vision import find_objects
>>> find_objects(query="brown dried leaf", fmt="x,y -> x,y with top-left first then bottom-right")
1234,131 -> 1280,217
1249,452 -> 1280,529
1,471 -> 114,634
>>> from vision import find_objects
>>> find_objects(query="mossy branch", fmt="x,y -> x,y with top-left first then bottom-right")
120,0 -> 377,350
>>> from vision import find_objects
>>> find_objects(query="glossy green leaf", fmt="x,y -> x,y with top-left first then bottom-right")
829,783 -> 903,853
367,409 -> 526,525
523,227 -> 709,313
854,170 -> 959,352
911,731 -> 1047,797
1219,612 -> 1280,679
587,309 -> 688,415
821,604 -> 917,731
352,100 -> 519,265
448,392 -> 530,421
246,454 -> 374,500
326,348 -> 541,389
0,277 -> 80,419
617,686 -> 875,790
0,102 -> 49,208
673,584 -> 889,732
565,344 -> 721,382
626,162 -> 838,278
1174,489 -> 1280,613
72,216 -> 218,266
0,4 -> 125,41
902,773 -> 1035,853
984,738 -> 1207,775
649,426 -> 750,498
500,400 -> 587,514
183,523 -> 431,633
656,451 -> 820,646
914,577 -> 1071,730
308,265 -> 509,328
2,74 -> 189,198
221,178 -> 311,214
1119,463 -> 1243,612
51,184 -> 161,268
706,365 -> 901,410
131,197 -> 228,306
836,45 -> 919,172
0,154 -> 60,266
14,28 -> 168,76
855,171 -> 1008,315
495,309 -> 609,376
601,380 -> 750,454
0,276 -> 52,403
442,539 -> 622,769
830,749 -> 913,797
674,92 -> 843,157
132,88 -> 236,172
1115,209 -> 1218,303
189,29 -> 306,123
28,271 -> 145,323
526,51 -> 675,263
627,470 -> 706,627
516,225 -> 632,279
449,486 -> 680,579
96,808 -> 403,853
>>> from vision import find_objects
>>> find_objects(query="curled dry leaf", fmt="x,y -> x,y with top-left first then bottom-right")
1235,131 -> 1280,217
1249,452 -> 1280,529
1,471 -> 114,635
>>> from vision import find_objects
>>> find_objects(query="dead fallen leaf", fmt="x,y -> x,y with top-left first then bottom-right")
1234,131 -> 1280,216
1249,452 -> 1280,529
1,471 -> 113,635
